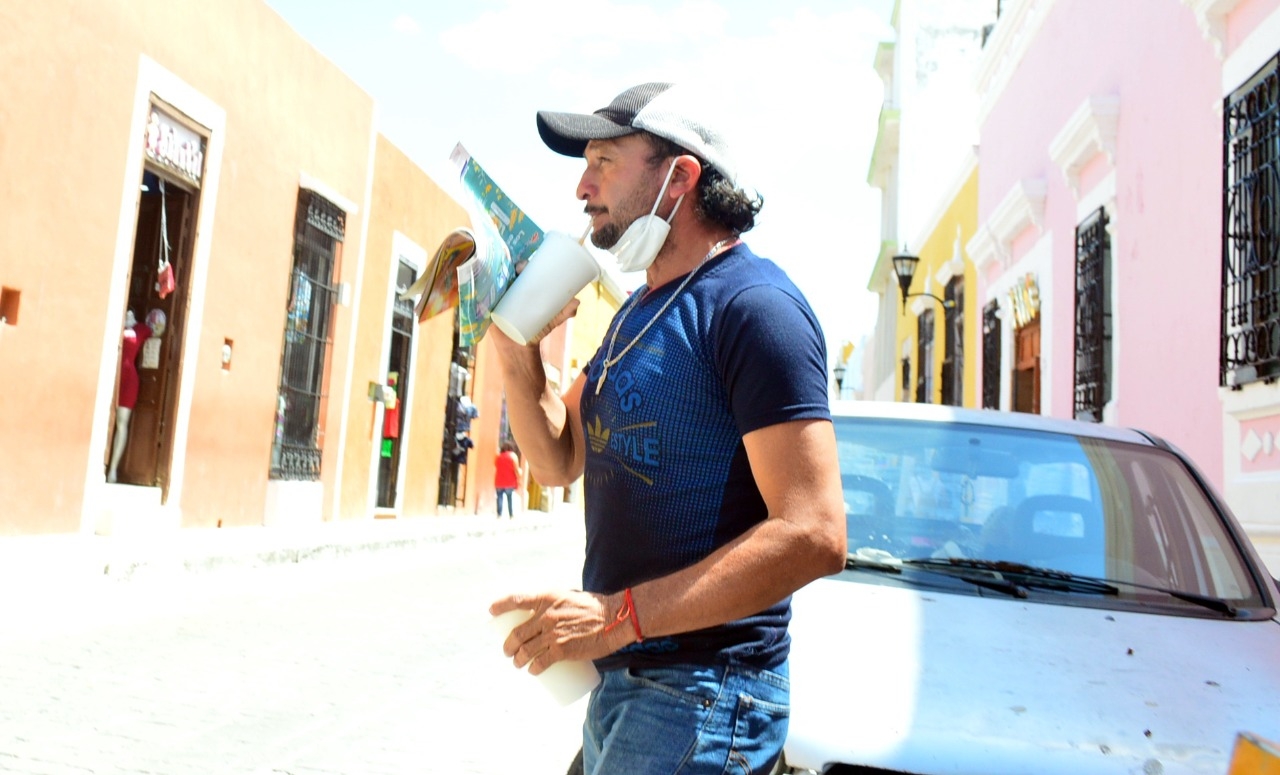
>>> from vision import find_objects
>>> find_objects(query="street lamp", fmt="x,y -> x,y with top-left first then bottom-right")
833,363 -> 846,396
892,249 -> 954,311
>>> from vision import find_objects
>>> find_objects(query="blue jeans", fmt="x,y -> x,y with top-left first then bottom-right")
496,488 -> 514,517
582,661 -> 789,774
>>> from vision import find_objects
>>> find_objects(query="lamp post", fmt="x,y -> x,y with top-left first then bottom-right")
892,249 -> 954,311
833,363 -> 846,398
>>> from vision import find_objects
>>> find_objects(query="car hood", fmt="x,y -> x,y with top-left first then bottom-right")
785,577 -> 1280,775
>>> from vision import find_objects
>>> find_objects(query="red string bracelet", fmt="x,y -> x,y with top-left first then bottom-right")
602,587 -> 644,642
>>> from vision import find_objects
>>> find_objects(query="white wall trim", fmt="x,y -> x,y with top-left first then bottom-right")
365,231 -> 428,516
1221,2 -> 1280,92
933,226 -> 968,287
990,178 -> 1048,243
1049,95 -> 1120,197
329,105 -> 379,522
974,0 -> 1056,126
988,234 -> 1054,413
969,177 -> 1047,271
1184,0 -> 1246,59
1220,384 -> 1280,534
910,295 -> 928,318
967,225 -> 1001,272
299,172 -> 360,215
84,54 -> 227,534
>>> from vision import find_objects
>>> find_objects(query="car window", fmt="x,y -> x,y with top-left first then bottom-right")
1121,450 -> 1251,600
833,416 -> 1264,609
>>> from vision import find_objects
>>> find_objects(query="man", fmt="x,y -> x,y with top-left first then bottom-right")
489,82 -> 846,774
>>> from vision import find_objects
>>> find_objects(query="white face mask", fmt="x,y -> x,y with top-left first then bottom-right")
608,159 -> 684,273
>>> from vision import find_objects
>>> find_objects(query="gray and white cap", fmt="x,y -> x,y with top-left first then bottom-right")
536,82 -> 738,184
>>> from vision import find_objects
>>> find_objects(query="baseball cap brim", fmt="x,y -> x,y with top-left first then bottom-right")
536,111 -> 636,159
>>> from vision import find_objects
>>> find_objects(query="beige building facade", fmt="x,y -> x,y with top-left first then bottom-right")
0,0 -> 619,537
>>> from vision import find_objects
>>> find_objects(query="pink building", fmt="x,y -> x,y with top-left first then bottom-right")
968,0 -> 1280,570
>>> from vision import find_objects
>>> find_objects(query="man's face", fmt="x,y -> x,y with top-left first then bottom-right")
579,135 -> 670,251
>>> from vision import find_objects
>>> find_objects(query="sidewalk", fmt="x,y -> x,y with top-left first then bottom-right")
0,503 -> 582,585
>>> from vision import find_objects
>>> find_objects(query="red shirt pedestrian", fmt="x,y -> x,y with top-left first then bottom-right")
494,445 -> 520,517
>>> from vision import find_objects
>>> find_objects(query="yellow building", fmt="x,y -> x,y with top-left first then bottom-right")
895,156 -> 979,407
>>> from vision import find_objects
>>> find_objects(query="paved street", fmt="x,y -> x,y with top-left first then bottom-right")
0,516 -> 589,775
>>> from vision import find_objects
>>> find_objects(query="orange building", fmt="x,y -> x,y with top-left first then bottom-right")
0,0 -> 619,537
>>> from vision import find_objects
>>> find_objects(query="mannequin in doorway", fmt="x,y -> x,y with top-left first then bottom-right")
107,309 -> 153,483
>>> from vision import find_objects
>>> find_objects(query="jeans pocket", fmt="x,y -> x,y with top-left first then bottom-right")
726,669 -> 790,774
624,666 -> 722,709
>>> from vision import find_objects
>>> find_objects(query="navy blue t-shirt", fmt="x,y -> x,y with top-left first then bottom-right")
579,243 -> 830,671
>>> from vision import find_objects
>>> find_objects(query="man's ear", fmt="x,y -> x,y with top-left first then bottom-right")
668,155 -> 703,200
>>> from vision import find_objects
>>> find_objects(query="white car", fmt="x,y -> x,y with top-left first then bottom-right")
779,401 -> 1280,775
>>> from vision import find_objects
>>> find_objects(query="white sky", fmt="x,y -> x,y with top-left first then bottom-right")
262,0 -> 895,355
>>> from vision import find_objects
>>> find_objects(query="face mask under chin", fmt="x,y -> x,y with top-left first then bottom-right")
607,159 -> 683,274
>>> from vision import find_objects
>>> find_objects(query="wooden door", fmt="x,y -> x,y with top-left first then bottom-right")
1012,319 -> 1041,414
117,176 -> 195,499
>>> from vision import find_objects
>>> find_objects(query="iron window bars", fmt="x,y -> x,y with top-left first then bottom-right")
982,300 -> 1001,409
1074,207 -> 1111,421
1222,52 -> 1280,388
270,192 -> 344,480
941,278 -> 964,406
916,308 -> 935,404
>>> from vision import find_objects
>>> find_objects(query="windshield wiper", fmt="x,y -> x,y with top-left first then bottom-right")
905,558 -> 1239,616
906,558 -> 1120,596
846,552 -> 1028,599
1099,578 -> 1239,616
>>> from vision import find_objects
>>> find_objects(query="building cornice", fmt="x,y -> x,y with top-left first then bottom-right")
866,107 -> 901,188
1048,94 -> 1119,197
1183,0 -> 1244,59
967,177 -> 1046,271
875,40 -> 896,83
866,240 -> 898,293
973,0 -> 1056,127
933,226 -> 968,288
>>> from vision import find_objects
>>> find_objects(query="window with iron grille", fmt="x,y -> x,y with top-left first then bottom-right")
901,356 -> 911,401
270,191 -> 344,480
1074,207 -> 1111,421
982,300 -> 1001,409
1223,53 -> 1280,388
941,279 -> 964,406
916,309 -> 935,403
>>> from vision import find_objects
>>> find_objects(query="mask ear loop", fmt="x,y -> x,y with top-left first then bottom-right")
650,159 -> 684,223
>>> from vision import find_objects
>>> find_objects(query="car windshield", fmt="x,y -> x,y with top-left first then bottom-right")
833,415 -> 1265,610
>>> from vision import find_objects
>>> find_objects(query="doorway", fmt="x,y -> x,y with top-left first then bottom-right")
106,169 -> 195,499
375,260 -> 418,510
438,308 -> 475,510
1012,318 -> 1041,414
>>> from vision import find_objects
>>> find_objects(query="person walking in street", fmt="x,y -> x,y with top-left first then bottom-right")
488,82 -> 846,774
494,441 -> 521,518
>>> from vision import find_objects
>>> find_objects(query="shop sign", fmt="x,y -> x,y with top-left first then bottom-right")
1008,272 -> 1040,329
144,106 -> 205,186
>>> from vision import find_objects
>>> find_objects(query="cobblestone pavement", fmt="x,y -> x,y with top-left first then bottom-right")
0,515 -> 588,774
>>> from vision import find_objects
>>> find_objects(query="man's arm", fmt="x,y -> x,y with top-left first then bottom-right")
494,417 -> 847,673
488,322 -> 588,487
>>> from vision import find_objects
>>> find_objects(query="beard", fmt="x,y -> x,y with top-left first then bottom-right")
590,218 -> 625,251
588,170 -> 665,250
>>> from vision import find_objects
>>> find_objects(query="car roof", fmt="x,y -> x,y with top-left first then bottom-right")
830,400 -> 1156,447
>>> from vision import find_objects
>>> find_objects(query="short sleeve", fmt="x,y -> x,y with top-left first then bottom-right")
713,283 -> 830,436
